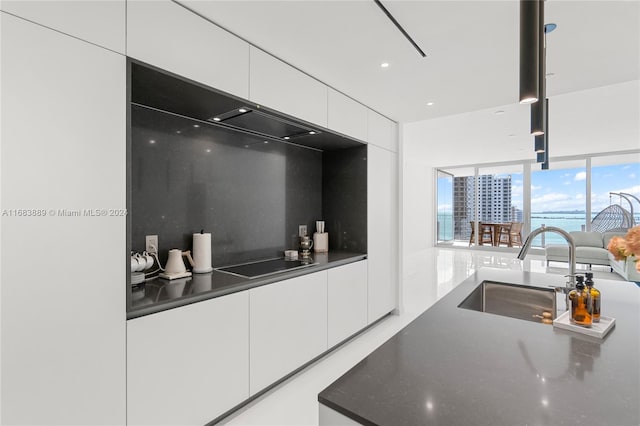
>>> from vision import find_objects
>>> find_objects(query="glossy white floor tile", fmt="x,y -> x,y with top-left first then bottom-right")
218,248 -> 622,425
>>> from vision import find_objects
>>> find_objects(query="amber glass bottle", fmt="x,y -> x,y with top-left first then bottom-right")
569,276 -> 592,327
585,272 -> 601,323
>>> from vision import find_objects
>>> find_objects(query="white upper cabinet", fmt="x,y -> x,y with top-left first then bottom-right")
127,0 -> 249,99
327,88 -> 368,142
1,0 -> 125,53
367,109 -> 398,152
249,46 -> 328,128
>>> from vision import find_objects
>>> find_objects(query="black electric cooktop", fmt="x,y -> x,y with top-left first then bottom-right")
216,257 -> 317,279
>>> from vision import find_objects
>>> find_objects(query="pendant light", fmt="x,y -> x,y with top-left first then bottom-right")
537,98 -> 549,169
519,0 -> 540,104
530,0 -> 545,135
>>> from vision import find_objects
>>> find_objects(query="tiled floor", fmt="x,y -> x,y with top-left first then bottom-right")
219,248 -> 622,425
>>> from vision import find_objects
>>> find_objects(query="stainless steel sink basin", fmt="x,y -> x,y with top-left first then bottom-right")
458,281 -> 556,324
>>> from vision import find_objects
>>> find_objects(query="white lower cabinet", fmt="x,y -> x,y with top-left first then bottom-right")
127,291 -> 249,425
328,261 -> 368,347
249,271 -> 328,395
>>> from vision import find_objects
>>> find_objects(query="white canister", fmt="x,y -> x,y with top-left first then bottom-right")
192,232 -> 213,273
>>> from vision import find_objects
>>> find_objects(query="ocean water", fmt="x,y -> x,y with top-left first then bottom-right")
437,212 -> 640,245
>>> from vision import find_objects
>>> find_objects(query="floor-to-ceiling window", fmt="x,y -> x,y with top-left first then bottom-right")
435,151 -> 640,248
436,170 -> 454,244
590,154 -> 640,232
530,159 -> 586,247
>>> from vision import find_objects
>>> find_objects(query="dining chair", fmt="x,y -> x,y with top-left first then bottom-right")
509,222 -> 524,247
479,222 -> 494,246
469,221 -> 475,246
497,223 -> 512,247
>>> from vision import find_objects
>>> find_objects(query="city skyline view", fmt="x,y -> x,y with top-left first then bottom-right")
437,158 -> 640,244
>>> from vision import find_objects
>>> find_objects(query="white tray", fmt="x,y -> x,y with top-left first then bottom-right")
553,310 -> 616,339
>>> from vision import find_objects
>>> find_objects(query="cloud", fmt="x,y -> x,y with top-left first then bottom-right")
531,185 -> 542,191
629,173 -> 637,179
574,171 -> 586,181
437,204 -> 452,212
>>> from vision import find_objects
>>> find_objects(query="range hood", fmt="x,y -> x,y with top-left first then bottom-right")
206,106 -> 319,141
130,61 -> 361,151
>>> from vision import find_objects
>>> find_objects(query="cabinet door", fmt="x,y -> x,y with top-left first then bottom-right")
127,0 -> 249,99
249,271 -> 328,395
328,88 -> 368,142
127,291 -> 249,426
367,146 -> 398,323
0,14 -> 126,425
328,261 -> 368,347
367,109 -> 398,152
249,46 -> 328,128
1,0 -> 125,53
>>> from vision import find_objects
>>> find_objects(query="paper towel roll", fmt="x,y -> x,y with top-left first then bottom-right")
192,232 -> 213,273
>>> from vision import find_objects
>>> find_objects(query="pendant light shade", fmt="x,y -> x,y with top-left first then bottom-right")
534,134 -> 545,153
519,0 -> 540,104
539,98 -> 549,169
530,0 -> 546,135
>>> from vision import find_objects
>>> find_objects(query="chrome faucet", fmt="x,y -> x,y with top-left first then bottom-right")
517,225 -> 576,310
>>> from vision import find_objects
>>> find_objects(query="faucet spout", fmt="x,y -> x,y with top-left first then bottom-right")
517,225 -> 577,309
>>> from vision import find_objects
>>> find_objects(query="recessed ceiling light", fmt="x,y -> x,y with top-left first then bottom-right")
238,108 -> 247,113
149,139 -> 156,144
309,131 -> 316,135
244,144 -> 249,148
212,117 -> 221,122
494,110 -> 505,115
176,130 -> 181,134
426,102 -> 434,106
508,134 -> 516,137
206,148 -> 211,153
263,141 -> 269,144
193,124 -> 200,128
283,136 -> 290,140
380,62 -> 390,68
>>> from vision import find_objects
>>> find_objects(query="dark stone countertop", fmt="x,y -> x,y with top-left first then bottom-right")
128,251 -> 366,319
318,268 -> 640,426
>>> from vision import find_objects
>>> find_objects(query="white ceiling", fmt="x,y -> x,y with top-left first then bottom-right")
179,0 -> 640,124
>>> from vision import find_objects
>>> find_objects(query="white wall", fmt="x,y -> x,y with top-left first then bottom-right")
401,80 -> 640,277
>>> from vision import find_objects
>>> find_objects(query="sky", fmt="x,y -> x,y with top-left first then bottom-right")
437,161 -> 640,215
529,162 -> 640,213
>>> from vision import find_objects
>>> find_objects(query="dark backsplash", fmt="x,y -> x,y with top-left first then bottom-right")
129,61 -> 367,268
322,146 -> 368,253
131,105 -> 322,266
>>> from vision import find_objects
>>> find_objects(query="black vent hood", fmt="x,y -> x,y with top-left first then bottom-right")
130,61 -> 362,151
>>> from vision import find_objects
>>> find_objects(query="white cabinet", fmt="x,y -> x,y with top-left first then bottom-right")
127,0 -> 249,99
367,109 -> 398,152
249,46 -> 328,128
249,271 -> 328,395
127,291 -> 249,426
327,88 -> 368,142
327,261 -> 368,347
0,14 -> 126,425
1,0 -> 125,53
367,145 -> 398,323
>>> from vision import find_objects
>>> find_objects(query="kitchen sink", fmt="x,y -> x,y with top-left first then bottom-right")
458,281 -> 556,324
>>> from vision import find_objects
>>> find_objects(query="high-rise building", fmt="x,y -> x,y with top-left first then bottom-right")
453,175 -> 513,240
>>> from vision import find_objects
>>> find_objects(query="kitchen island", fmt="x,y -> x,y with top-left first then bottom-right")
319,268 -> 640,426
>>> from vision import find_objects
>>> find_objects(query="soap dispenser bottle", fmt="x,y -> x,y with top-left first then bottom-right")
585,272 -> 601,323
569,276 -> 592,327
